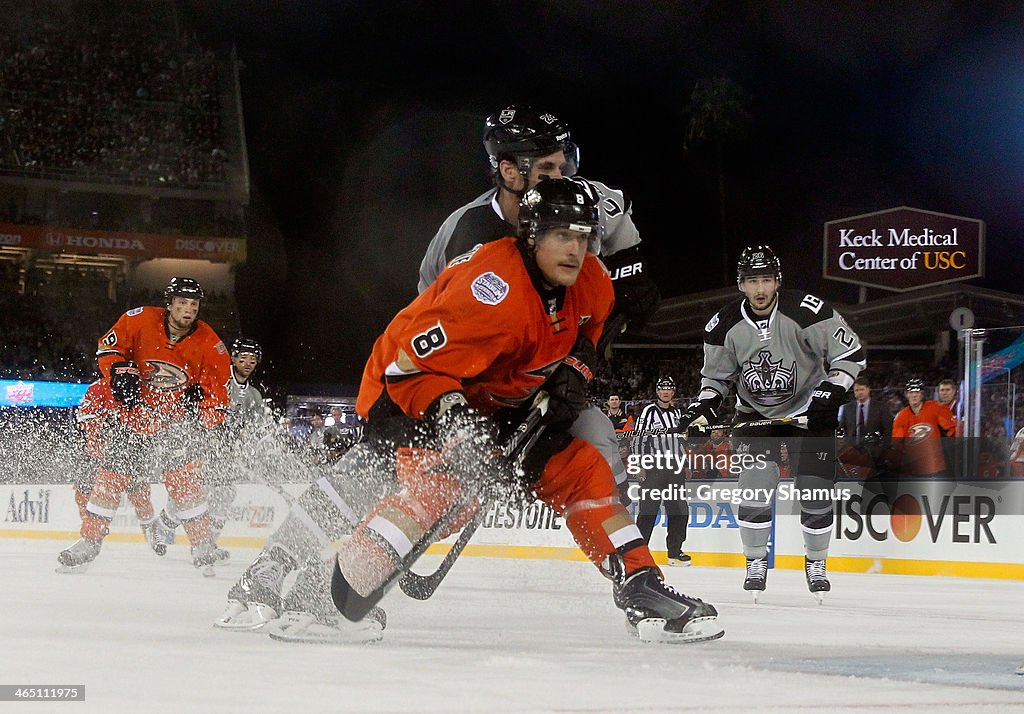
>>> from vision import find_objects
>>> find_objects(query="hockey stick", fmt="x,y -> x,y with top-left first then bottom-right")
620,415 -> 809,440
332,394 -> 549,621
399,415 -> 548,600
691,415 -> 808,435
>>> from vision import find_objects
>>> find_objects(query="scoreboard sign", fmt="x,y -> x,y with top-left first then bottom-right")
823,207 -> 984,292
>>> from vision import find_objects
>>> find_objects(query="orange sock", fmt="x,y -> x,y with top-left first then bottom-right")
534,438 -> 657,575
73,485 -> 90,523
126,483 -> 155,522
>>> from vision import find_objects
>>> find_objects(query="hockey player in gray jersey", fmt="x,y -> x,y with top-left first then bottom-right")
155,337 -> 272,566
418,105 -> 659,498
681,246 -> 865,602
208,338 -> 272,550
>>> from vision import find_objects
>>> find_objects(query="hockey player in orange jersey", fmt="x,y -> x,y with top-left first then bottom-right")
338,178 -> 722,643
890,378 -> 957,477
57,277 -> 232,573
72,379 -> 162,551
215,178 -> 720,644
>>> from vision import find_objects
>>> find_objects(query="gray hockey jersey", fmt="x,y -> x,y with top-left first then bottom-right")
226,369 -> 266,427
417,178 -> 641,293
698,290 -> 865,419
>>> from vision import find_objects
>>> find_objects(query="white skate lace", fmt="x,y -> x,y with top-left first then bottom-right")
746,558 -> 767,579
655,575 -> 698,603
251,560 -> 284,589
806,559 -> 827,581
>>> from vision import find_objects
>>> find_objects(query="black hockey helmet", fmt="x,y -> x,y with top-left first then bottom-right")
737,245 -> 782,285
164,276 -> 205,306
905,378 -> 925,393
656,375 -> 676,391
483,105 -> 579,182
231,337 -> 262,362
518,177 -> 601,249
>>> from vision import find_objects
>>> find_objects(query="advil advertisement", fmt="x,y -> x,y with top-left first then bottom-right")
4,479 -> 1023,578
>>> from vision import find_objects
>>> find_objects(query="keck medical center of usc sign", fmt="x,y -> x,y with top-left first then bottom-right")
824,207 -> 984,292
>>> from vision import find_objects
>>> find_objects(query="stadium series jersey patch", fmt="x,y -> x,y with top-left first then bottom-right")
471,272 -> 509,305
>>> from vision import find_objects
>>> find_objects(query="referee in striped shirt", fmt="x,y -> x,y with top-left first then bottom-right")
632,376 -> 691,566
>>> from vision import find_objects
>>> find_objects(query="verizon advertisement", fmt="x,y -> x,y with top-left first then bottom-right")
823,206 -> 984,291
5,480 -> 1022,579
0,223 -> 246,264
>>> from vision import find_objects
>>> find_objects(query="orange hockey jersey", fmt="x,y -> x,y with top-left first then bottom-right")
891,400 -> 956,477
76,379 -> 166,451
96,306 -> 231,428
357,238 -> 614,420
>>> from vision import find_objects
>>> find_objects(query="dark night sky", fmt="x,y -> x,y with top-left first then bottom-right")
177,1 -> 1024,389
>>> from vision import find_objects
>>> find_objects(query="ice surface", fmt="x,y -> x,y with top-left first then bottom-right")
2,538 -> 1022,713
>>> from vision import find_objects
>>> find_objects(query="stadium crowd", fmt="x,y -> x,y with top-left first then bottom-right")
0,0 -> 227,189
0,1 -> 1019,482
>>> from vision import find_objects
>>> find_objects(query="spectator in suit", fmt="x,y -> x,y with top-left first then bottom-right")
935,378 -> 962,474
837,376 -> 893,478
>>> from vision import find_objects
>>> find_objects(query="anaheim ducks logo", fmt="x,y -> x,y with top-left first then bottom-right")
741,350 -> 796,407
908,422 -> 934,444
141,360 -> 190,392
489,358 -> 562,407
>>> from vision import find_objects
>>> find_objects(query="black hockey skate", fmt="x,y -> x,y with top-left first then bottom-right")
612,564 -> 724,644
267,557 -> 386,644
140,519 -> 167,557
805,557 -> 830,604
56,538 -> 102,573
666,552 -> 692,567
191,542 -> 221,577
214,546 -> 296,631
209,521 -> 231,562
744,557 -> 768,603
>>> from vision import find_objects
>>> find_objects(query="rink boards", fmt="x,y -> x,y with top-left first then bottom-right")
3,478 -> 1023,580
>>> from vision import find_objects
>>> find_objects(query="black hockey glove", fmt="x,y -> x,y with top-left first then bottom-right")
543,337 -> 596,429
597,246 -> 660,357
805,381 -> 848,432
680,397 -> 721,434
432,392 -> 505,482
109,361 -> 141,407
604,245 -> 660,329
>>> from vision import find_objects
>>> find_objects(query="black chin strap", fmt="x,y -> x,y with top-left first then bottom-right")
497,176 -> 527,198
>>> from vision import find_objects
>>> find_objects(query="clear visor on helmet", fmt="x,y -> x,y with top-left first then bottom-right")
562,142 -> 579,177
516,142 -> 580,179
532,221 -> 602,254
